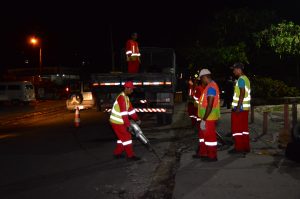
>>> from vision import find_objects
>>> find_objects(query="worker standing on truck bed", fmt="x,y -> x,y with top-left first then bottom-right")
126,32 -> 141,73
109,81 -> 142,161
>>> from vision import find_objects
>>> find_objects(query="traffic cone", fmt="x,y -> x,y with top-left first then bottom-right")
74,107 -> 80,128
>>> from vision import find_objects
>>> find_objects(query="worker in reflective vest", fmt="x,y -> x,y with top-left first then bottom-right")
193,69 -> 220,162
193,78 -> 205,126
187,74 -> 197,126
126,32 -> 141,73
110,81 -> 141,161
228,63 -> 251,155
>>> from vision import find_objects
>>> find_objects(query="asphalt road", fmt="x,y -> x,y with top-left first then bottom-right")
0,104 -> 188,199
2,102 -> 297,199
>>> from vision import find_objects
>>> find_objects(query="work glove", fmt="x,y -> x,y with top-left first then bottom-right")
136,120 -> 141,125
200,120 -> 206,131
233,106 -> 243,112
127,126 -> 133,133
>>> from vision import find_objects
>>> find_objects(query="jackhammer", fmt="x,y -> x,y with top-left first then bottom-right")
129,120 -> 162,162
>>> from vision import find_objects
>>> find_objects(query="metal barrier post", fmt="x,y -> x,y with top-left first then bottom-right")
284,103 -> 289,130
292,102 -> 297,131
250,106 -> 255,124
263,111 -> 268,135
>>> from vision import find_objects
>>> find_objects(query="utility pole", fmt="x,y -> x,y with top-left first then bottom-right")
110,25 -> 115,72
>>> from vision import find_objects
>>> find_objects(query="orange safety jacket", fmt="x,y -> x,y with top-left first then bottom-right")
198,81 -> 220,121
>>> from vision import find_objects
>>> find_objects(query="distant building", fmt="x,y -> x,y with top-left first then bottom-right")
2,66 -> 80,83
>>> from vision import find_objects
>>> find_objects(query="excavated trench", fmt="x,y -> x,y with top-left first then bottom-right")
141,127 -> 195,199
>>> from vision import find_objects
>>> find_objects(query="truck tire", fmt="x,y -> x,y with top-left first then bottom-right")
156,113 -> 173,125
293,123 -> 300,142
164,113 -> 173,125
96,99 -> 102,112
11,99 -> 20,105
156,113 -> 164,125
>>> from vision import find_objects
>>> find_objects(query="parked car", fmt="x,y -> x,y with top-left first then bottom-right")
66,81 -> 95,111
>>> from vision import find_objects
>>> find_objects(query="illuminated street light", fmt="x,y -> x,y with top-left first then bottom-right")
30,37 -> 38,45
29,36 -> 42,76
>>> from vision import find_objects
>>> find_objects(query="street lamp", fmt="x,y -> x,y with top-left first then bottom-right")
29,36 -> 42,76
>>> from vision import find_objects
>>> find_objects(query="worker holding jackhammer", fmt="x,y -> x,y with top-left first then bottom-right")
110,81 -> 142,161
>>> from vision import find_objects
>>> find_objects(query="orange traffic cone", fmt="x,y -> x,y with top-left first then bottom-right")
74,107 -> 80,127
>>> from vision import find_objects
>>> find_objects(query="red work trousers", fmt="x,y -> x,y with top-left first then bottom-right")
111,123 -> 135,158
194,106 -> 200,127
231,111 -> 250,152
187,102 -> 196,126
128,60 -> 140,73
197,120 -> 218,159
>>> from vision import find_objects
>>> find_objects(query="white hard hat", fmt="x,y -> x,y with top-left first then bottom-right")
199,69 -> 211,78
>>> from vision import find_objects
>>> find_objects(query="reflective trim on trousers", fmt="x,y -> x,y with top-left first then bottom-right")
126,51 -> 133,54
117,140 -> 122,144
122,140 -> 133,146
232,133 -> 243,136
205,141 -> 218,146
243,132 -> 249,135
199,139 -> 205,143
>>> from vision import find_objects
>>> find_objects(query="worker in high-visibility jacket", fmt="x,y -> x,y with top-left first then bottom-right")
228,63 -> 251,155
187,75 -> 198,126
110,81 -> 141,161
126,32 -> 141,73
187,78 -> 195,125
193,77 -> 205,126
193,69 -> 220,162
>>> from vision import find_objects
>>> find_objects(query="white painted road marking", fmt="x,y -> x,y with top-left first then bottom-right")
0,134 -> 19,140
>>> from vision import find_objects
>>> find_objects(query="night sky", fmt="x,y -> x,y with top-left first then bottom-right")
1,0 -> 300,73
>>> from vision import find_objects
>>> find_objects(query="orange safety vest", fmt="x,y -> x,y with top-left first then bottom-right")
126,39 -> 140,61
198,81 -> 220,121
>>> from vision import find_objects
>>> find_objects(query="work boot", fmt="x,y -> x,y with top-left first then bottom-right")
193,154 -> 209,161
244,149 -> 251,154
228,149 -> 246,158
201,157 -> 218,162
127,156 -> 141,161
113,154 -> 125,159
192,154 -> 201,159
228,148 -> 240,154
